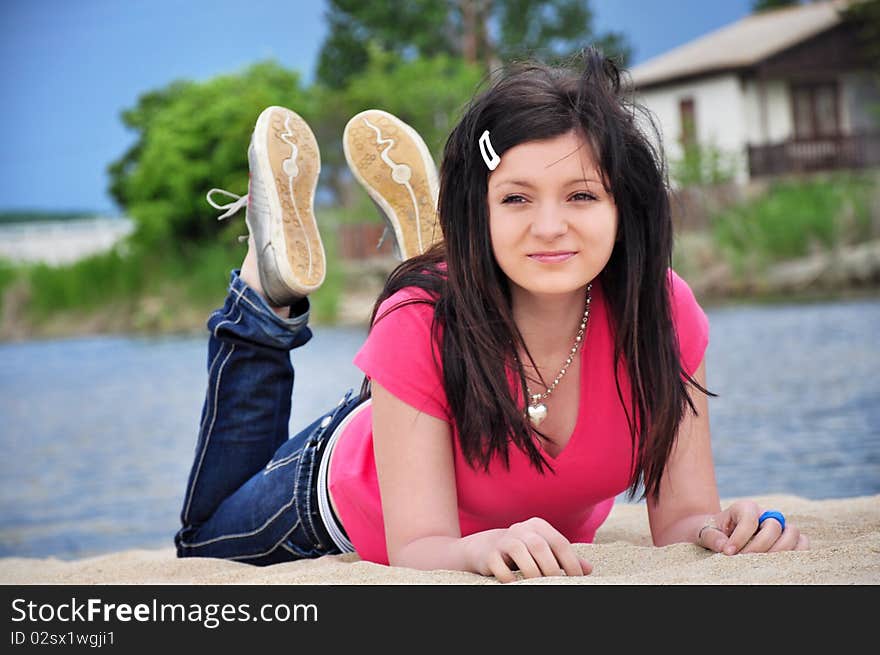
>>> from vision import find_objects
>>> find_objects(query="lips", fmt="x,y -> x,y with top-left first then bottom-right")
527,251 -> 576,263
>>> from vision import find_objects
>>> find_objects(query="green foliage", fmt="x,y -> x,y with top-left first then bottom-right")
320,191 -> 385,226
307,47 -> 484,208
18,233 -> 344,330
0,257 -> 18,318
670,140 -> 740,189
495,0 -> 631,66
710,173 -> 876,271
751,0 -> 801,12
0,211 -> 99,224
25,244 -> 148,319
317,0 -> 454,89
307,228 -> 343,324
844,0 -> 880,72
342,47 -> 485,156
315,0 -> 631,89
108,61 -> 313,246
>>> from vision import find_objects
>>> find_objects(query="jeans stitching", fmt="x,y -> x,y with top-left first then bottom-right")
179,505 -> 302,549
263,452 -> 301,474
198,301 -> 243,435
295,434 -> 325,550
304,446 -> 322,548
226,517 -> 314,561
211,285 -> 248,338
182,286 -> 251,524
300,399 -> 352,550
235,289 -> 282,321
280,541 -> 300,556
181,342 -> 237,524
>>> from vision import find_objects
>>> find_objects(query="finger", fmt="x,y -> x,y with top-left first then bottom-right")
579,557 -> 593,575
523,535 -> 567,577
505,540 -> 543,580
740,519 -> 785,554
767,526 -> 801,553
795,534 -> 810,551
486,550 -> 516,584
528,521 -> 585,576
545,538 -> 588,577
723,511 -> 761,555
700,527 -> 729,553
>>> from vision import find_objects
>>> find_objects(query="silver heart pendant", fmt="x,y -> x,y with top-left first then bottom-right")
527,403 -> 548,427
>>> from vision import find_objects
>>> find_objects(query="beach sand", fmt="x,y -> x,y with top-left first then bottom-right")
2,494 -> 877,585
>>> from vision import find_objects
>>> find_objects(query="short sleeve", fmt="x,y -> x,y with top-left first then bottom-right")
353,288 -> 451,422
668,269 -> 710,377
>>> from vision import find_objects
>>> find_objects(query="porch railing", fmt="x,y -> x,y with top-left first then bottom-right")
747,132 -> 880,177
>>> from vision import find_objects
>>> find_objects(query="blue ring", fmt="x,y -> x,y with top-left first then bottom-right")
758,510 -> 786,531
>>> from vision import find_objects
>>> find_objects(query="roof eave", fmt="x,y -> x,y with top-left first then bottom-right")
626,65 -> 753,93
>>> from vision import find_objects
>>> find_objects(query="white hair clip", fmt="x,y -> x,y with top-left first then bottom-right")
478,130 -> 500,171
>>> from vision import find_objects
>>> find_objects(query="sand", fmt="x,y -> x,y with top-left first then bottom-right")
2,494 -> 877,585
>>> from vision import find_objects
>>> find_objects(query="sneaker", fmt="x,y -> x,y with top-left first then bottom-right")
342,109 -> 441,261
206,106 -> 325,306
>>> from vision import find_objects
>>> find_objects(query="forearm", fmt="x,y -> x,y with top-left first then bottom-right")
652,512 -> 717,547
391,529 -> 506,574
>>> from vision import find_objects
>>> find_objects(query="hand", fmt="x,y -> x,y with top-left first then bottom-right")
473,517 -> 593,583
698,500 -> 809,555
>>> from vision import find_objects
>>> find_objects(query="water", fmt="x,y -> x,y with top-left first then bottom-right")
1,298 -> 878,559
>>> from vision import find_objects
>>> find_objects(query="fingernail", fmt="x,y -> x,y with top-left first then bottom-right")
724,545 -> 736,555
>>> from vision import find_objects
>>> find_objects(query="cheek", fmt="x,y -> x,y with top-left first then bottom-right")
585,206 -> 618,245
488,215 -> 513,259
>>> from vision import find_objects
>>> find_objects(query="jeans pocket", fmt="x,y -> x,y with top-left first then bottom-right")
281,525 -> 328,559
292,430 -> 329,550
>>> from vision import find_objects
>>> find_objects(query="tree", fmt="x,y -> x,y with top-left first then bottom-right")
315,0 -> 631,89
493,0 -> 630,68
108,62 -> 312,245
752,0 -> 802,12
316,0 -> 456,89
311,46 -> 485,206
843,0 -> 880,71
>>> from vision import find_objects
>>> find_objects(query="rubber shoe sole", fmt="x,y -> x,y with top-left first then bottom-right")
342,109 -> 441,260
247,106 -> 326,305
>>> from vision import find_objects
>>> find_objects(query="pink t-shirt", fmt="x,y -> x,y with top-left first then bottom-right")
329,268 -> 710,565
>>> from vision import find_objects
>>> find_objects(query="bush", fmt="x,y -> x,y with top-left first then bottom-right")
710,173 -> 877,272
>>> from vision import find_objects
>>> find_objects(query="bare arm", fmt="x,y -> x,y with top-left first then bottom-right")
647,358 -> 721,546
371,382 -> 591,580
371,380 -> 474,571
647,358 -> 808,553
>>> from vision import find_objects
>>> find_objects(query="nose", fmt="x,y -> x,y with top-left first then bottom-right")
529,202 -> 568,241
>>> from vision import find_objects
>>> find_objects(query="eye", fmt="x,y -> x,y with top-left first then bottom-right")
501,194 -> 527,204
569,191 -> 597,202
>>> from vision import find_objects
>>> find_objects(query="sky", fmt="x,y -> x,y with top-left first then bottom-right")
1,0 -> 755,214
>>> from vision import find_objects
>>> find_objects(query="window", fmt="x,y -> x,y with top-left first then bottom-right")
679,97 -> 697,146
791,82 -> 839,139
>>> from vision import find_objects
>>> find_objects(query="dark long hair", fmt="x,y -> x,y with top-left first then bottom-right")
360,46 -> 713,502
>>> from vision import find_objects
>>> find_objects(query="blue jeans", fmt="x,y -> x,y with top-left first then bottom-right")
174,270 -> 364,566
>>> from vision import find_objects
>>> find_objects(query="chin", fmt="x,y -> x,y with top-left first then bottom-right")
511,273 -> 593,297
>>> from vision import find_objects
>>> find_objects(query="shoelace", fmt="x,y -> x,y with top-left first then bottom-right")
206,188 -> 250,242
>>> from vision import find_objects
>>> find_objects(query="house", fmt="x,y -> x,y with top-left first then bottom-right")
628,0 -> 880,182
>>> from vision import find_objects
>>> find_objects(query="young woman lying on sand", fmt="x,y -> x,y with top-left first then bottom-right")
174,47 -> 808,582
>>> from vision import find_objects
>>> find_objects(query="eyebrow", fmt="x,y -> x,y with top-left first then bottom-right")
492,177 -> 603,189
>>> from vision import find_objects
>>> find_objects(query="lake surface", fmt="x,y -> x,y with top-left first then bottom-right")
1,297 -> 878,559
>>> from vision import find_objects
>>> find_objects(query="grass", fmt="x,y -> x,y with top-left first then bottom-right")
3,225 -> 346,338
709,172 -> 877,276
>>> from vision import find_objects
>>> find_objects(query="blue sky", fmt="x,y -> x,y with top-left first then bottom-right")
1,0 -> 754,214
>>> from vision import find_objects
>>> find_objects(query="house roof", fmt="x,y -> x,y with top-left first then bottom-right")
628,0 -> 852,89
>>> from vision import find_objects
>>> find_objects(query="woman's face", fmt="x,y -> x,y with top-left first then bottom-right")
486,130 -> 618,300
